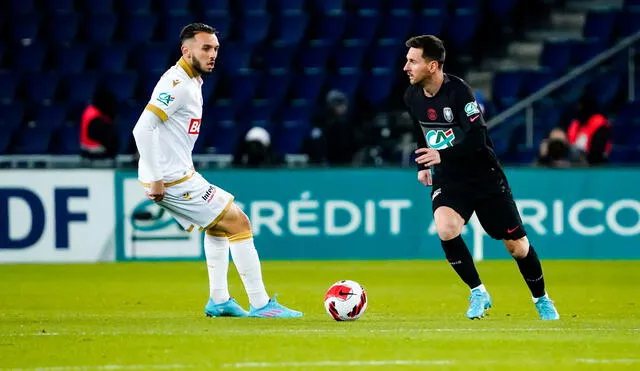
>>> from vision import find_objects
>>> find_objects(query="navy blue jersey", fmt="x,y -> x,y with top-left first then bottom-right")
404,74 -> 501,185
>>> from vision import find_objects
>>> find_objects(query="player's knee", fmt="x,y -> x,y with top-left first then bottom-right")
504,236 -> 529,258
435,219 -> 464,241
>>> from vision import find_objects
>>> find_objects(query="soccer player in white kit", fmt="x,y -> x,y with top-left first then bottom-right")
132,23 -> 302,318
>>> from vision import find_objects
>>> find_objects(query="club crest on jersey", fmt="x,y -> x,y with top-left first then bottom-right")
443,107 -> 453,122
427,108 -> 437,121
426,129 -> 455,149
156,92 -> 175,106
188,118 -> 201,134
464,101 -> 480,117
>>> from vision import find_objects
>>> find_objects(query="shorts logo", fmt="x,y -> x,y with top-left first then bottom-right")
182,192 -> 192,200
464,101 -> 480,117
156,92 -> 175,106
432,188 -> 441,201
426,129 -> 455,149
443,107 -> 453,122
202,185 -> 216,203
188,118 -> 201,134
427,108 -> 437,121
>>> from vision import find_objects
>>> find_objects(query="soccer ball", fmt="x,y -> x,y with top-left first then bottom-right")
324,280 -> 368,321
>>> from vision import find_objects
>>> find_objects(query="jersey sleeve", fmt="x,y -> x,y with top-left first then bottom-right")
144,76 -> 185,122
437,82 -> 488,163
404,88 -> 430,172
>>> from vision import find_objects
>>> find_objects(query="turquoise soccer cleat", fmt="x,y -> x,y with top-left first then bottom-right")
534,295 -> 560,320
204,297 -> 249,318
249,296 -> 303,318
466,288 -> 492,319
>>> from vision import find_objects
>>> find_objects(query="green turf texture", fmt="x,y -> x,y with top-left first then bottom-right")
1,260 -> 638,370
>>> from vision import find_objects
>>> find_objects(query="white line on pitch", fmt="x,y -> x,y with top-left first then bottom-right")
576,359 -> 640,364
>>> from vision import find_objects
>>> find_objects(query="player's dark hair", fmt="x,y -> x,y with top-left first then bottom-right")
405,35 -> 446,67
180,23 -> 217,43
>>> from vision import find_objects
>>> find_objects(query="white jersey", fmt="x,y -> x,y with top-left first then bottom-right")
138,57 -> 204,184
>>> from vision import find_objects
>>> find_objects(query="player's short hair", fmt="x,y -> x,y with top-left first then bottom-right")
180,23 -> 217,43
405,35 -> 446,67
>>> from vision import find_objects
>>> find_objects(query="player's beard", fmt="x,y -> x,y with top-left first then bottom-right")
191,58 -> 212,75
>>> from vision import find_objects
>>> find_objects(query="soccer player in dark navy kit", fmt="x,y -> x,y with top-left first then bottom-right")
403,35 -> 559,320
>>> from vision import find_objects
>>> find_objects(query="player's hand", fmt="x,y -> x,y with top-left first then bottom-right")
147,180 -> 165,202
415,147 -> 441,167
417,169 -> 432,186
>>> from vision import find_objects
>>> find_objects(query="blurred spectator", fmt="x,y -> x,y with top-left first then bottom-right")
303,90 -> 362,165
566,96 -> 612,165
233,127 -> 281,167
537,128 -> 584,168
80,89 -> 119,160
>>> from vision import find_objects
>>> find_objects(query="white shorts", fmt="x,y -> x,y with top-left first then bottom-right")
147,172 -> 234,232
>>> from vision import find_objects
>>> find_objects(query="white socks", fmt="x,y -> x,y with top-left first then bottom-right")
471,284 -> 487,293
204,234 -> 231,304
229,233 -> 270,309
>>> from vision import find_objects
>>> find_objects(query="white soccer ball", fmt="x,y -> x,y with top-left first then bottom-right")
324,280 -> 368,321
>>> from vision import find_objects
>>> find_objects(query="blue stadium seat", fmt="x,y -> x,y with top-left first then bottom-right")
201,74 -> 219,104
274,102 -> 312,154
489,0 -> 518,17
217,43 -> 254,74
12,123 -> 55,155
119,0 -> 152,14
255,71 -> 290,108
586,73 -> 621,110
241,100 -> 274,129
381,11 -> 414,42
360,68 -> 395,106
139,72 -> 164,100
81,0 -> 114,14
200,0 -> 230,15
47,13 -> 80,44
422,0 -> 447,13
258,43 -> 296,72
570,39 -> 606,66
342,10 -> 380,43
159,0 -> 191,14
613,100 -> 640,127
24,72 -> 60,104
455,0 -> 481,11
271,13 -> 309,46
522,70 -> 555,96
309,13 -> 347,43
608,146 -> 637,164
539,40 -> 572,73
448,9 -> 479,48
625,0 -> 640,9
334,41 -> 367,69
291,69 -> 326,103
618,11 -> 640,37
492,70 -> 525,109
133,43 -> 174,74
208,101 -> 240,154
44,0 -> 75,13
54,44 -> 89,73
240,0 -> 268,14
51,122 -> 81,155
413,10 -> 445,37
0,71 -> 20,104
310,0 -> 343,13
12,43 -> 47,72
271,0 -> 305,13
229,70 -> 262,106
240,12 -> 272,44
584,10 -> 616,42
102,71 -> 138,102
10,14 -> 41,43
93,43 -> 130,72
370,41 -> 402,69
298,41 -> 332,69
121,14 -> 158,44
33,104 -> 67,131
203,13 -> 232,39
115,103 -> 144,154
163,13 -> 193,41
8,0 -> 35,14
388,0 -> 413,12
84,14 -> 118,43
328,69 -> 362,102
0,103 -> 24,154
358,0 -> 382,10
64,72 -> 99,106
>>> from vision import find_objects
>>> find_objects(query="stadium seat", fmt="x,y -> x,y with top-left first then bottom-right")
583,10 -> 616,42
539,40 -> 572,74
240,100 -> 274,129
327,69 -> 362,102
489,0 -> 518,17
334,41 -> 368,69
47,13 -> 80,44
586,73 -> 621,110
202,13 -> 232,39
388,0 -> 413,12
369,41 -> 402,69
310,0 -> 343,14
92,43 -> 130,72
119,0 -> 152,15
492,70 -> 525,109
9,14 -> 41,43
199,0 -> 230,15
115,103 -> 144,154
83,14 -> 118,43
271,0 -> 305,14
237,0 -> 268,14
522,69 -> 556,96
257,43 -> 296,72
455,0 -> 481,11
298,41 -> 332,69
413,10 -> 445,37
80,0 -> 114,14
132,43 -> 174,74
44,0 -> 75,13
163,13 -> 193,41
0,103 -> 25,153
101,71 -> 139,102
8,0 -> 35,14
570,39 -> 606,66
618,11 -> 640,37
448,8 -> 479,48
159,0 -> 191,15
32,104 -> 67,132
240,12 -> 272,44
342,10 -> 380,43
202,74 -> 219,104
380,11 -> 414,42
12,123 -> 55,155
54,44 -> 89,73
24,72 -> 60,104
138,72 -> 164,100
12,42 -> 47,72
208,101 -> 240,154
255,71 -> 291,109
273,102 -> 312,154
422,0 -> 447,13
229,70 -> 262,106
308,13 -> 347,43
290,69 -> 326,103
216,42 -> 253,74
121,14 -> 158,44
360,68 -> 395,106
51,122 -> 81,155
0,71 -> 20,104
271,13 -> 309,46
63,72 -> 99,106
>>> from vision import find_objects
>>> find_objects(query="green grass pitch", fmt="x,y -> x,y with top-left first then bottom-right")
1,260 -> 638,370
